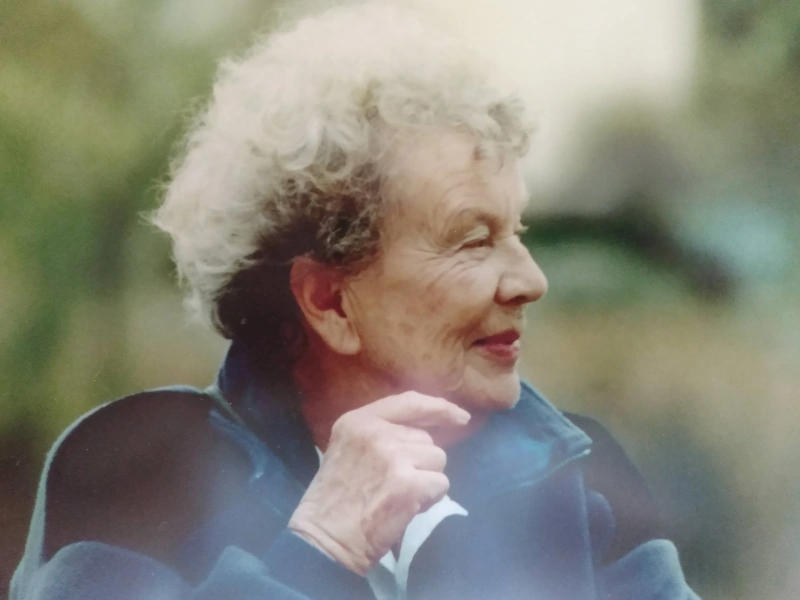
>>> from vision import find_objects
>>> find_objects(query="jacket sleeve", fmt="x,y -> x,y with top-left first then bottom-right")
564,412 -> 665,563
566,413 -> 701,599
597,539 -> 701,600
15,532 -> 372,600
10,389 -> 375,600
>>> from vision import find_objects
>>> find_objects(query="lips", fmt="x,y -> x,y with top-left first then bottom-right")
474,329 -> 520,346
473,329 -> 521,364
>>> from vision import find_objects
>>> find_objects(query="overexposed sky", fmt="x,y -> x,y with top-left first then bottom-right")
412,0 -> 699,197
149,0 -> 700,197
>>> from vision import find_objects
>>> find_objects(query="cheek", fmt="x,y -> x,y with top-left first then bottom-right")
353,255 -> 501,391
428,255 -> 499,313
417,259 -> 488,321
406,259 -> 499,361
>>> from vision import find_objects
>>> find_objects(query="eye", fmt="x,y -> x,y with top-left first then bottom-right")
460,235 -> 492,251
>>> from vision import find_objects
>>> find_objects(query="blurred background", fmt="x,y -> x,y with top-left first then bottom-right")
1,0 -> 798,598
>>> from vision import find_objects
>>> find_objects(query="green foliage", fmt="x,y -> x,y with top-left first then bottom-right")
699,0 -> 800,145
0,0 -> 219,438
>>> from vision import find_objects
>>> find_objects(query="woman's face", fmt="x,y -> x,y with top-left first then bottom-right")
341,131 -> 548,415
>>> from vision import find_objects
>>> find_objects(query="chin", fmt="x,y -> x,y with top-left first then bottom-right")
455,372 -> 521,414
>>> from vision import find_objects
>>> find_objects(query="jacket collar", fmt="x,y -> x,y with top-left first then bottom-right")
216,343 -> 592,511
443,381 -> 591,510
216,342 -> 319,489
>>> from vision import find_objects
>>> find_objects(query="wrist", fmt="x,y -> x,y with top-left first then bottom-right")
288,519 -> 373,575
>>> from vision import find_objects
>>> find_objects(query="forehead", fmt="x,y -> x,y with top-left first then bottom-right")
383,131 -> 526,227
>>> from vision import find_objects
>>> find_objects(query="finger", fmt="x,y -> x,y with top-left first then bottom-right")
366,393 -> 471,428
386,423 -> 434,446
414,471 -> 450,512
403,443 -> 447,472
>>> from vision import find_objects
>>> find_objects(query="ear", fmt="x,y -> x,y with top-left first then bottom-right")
289,257 -> 361,356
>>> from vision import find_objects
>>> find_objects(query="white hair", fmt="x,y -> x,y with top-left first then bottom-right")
154,1 -> 533,349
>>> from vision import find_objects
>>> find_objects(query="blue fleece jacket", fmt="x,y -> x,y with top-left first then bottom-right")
10,345 -> 700,599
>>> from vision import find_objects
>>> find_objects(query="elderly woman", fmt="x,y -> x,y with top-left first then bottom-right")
12,4 -> 699,600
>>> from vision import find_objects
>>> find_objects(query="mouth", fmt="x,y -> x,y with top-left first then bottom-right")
474,330 -> 520,346
472,329 -> 521,363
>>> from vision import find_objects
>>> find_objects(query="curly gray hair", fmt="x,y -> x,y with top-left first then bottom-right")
154,2 -> 533,373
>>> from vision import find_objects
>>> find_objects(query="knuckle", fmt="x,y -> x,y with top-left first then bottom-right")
363,424 -> 386,446
332,413 -> 378,441
432,473 -> 450,496
432,446 -> 447,468
397,425 -> 431,445
330,413 -> 354,437
416,429 -> 434,445
389,464 -> 416,488
374,440 -> 399,462
401,390 -> 432,407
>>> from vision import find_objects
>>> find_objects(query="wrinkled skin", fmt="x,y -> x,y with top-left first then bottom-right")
288,131 -> 548,573
343,132 -> 547,412
289,393 -> 469,574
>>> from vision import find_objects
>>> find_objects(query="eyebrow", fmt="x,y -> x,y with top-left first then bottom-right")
443,196 -> 528,232
440,208 -> 498,243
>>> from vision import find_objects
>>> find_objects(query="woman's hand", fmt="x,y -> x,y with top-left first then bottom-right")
287,392 -> 471,575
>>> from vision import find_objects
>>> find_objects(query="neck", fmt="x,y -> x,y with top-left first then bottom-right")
291,341 -> 489,452
291,344 -> 388,451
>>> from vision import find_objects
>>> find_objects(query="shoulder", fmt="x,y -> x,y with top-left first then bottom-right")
563,412 -> 665,562
41,388 -> 253,568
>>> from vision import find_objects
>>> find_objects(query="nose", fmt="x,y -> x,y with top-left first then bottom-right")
495,239 -> 548,307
